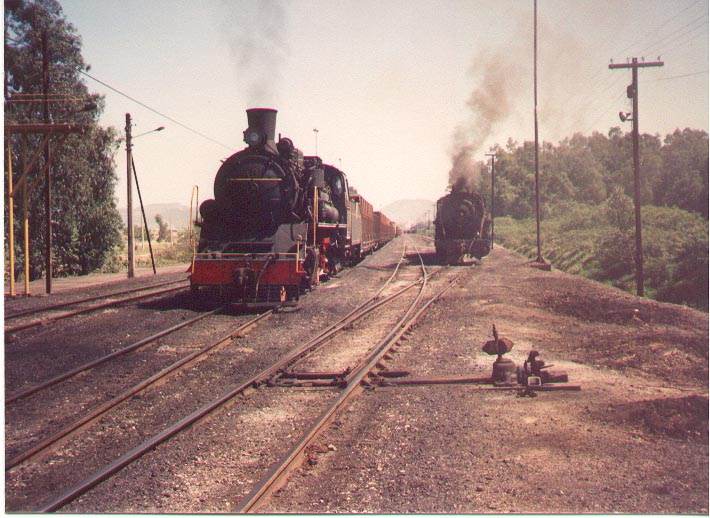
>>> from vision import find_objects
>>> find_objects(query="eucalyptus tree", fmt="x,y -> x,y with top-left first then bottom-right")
4,0 -> 122,279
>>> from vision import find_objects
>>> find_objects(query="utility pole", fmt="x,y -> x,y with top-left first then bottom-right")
485,152 -> 496,248
126,113 -> 134,278
532,0 -> 548,270
42,30 -> 53,294
609,57 -> 664,297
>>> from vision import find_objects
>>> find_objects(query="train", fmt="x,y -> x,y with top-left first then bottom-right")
434,182 -> 492,264
189,108 -> 397,306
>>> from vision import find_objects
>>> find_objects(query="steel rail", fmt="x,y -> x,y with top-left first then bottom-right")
5,284 -> 188,334
36,240 -> 421,512
6,306 -> 220,404
4,278 -> 188,321
7,309 -> 272,471
235,241 -> 440,512
371,240 -> 407,299
267,246 -> 448,373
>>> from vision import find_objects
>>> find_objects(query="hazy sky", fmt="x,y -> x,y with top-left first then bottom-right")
57,0 -> 708,212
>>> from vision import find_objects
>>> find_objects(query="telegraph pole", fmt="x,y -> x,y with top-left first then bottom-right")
42,30 -> 53,294
126,113 -> 134,278
485,152 -> 496,248
531,0 -> 548,270
609,57 -> 664,297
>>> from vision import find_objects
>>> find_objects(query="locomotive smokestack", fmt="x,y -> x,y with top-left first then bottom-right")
244,108 -> 278,149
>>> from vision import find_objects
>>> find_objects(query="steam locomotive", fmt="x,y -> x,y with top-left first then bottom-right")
434,184 -> 491,264
190,108 -> 396,305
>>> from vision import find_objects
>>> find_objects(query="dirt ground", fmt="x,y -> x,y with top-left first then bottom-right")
263,241 -> 708,514
4,238 -> 707,513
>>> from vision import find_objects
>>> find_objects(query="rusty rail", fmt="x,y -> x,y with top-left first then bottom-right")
5,284 -> 188,334
4,277 -> 188,321
7,308 -> 271,471
234,239 -> 461,513
34,239 -> 416,512
6,306 -> 221,404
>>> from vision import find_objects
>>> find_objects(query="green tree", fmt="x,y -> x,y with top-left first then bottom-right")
657,128 -> 709,217
155,214 -> 170,242
4,0 -> 122,278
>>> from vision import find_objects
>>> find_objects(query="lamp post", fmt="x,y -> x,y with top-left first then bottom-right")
313,128 -> 319,155
485,152 -> 496,248
125,112 -> 164,278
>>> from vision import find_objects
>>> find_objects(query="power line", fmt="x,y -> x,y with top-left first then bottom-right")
79,70 -> 234,151
563,2 -> 707,137
636,12 -> 708,56
616,0 -> 704,57
662,25 -> 709,55
6,33 -> 235,151
656,70 -> 709,81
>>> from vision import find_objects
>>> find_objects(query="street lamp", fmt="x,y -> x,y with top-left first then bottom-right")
313,128 -> 319,155
125,113 -> 164,278
133,126 -> 165,139
485,151 -> 496,249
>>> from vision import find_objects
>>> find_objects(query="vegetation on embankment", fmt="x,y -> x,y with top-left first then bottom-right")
494,203 -> 708,311
473,127 -> 708,312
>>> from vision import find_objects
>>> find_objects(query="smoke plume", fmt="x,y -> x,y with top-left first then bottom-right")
449,50 -> 523,192
219,0 -> 289,106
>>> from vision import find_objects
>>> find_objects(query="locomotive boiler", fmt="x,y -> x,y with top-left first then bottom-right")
434,185 -> 491,264
190,108 -> 396,306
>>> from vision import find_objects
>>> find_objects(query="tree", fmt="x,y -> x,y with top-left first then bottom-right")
4,0 -> 122,278
657,129 -> 709,217
155,214 -> 170,242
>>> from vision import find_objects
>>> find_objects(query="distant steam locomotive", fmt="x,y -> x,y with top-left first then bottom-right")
434,184 -> 491,264
190,108 -> 396,305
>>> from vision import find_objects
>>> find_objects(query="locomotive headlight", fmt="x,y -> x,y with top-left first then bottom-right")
244,129 -> 264,146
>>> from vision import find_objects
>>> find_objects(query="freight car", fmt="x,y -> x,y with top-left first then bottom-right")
190,108 -> 395,305
434,185 -> 491,264
374,211 -> 397,247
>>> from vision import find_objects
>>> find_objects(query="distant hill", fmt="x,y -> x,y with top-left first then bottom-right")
119,203 -> 192,231
381,199 -> 436,229
120,199 -> 436,232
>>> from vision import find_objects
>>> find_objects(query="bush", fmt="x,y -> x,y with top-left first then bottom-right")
493,204 -> 708,311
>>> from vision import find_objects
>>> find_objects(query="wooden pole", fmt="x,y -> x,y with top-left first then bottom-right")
609,58 -> 664,297
126,113 -> 134,278
7,135 -> 16,296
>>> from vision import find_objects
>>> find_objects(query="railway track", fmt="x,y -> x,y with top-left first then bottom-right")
30,240 -> 420,511
4,278 -> 190,334
236,243 -> 466,512
6,236 -> 470,513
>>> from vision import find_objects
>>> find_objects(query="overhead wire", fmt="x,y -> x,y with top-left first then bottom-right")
662,25 -> 709,56
614,0 -> 704,58
636,12 -> 708,57
656,70 -> 709,81
557,0 -> 707,137
6,32 -> 235,152
79,70 -> 235,151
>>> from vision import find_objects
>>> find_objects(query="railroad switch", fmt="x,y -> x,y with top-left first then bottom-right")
479,324 -> 576,395
369,325 -> 579,393
482,324 -> 516,385
268,369 -> 350,388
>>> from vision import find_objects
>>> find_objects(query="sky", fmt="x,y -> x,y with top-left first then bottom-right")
56,0 -> 709,214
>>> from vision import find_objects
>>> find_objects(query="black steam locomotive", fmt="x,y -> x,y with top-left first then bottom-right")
190,108 -> 396,305
434,185 -> 491,264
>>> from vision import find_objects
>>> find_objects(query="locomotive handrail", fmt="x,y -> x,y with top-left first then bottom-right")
193,252 -> 300,258
254,255 -> 274,296
227,178 -> 283,182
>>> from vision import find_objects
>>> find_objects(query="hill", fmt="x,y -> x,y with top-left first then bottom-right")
119,203 -> 192,231
120,199 -> 437,232
380,199 -> 436,229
